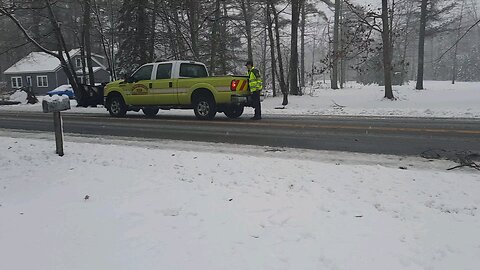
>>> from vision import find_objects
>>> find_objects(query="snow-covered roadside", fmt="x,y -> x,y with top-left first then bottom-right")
1,80 -> 479,118
1,131 -> 479,270
264,80 -> 480,118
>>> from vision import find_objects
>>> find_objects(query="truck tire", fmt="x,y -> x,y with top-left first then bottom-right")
142,107 -> 159,117
107,95 -> 127,117
224,105 -> 244,119
193,95 -> 217,120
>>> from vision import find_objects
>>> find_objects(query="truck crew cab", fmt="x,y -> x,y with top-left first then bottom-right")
104,61 -> 251,120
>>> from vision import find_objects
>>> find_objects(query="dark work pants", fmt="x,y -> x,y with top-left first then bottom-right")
251,91 -> 261,117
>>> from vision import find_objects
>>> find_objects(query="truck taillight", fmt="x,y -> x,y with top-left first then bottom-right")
231,80 -> 239,91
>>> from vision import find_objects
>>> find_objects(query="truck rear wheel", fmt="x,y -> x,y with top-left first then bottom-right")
107,95 -> 127,117
142,107 -> 159,117
224,105 -> 244,119
193,95 -> 217,120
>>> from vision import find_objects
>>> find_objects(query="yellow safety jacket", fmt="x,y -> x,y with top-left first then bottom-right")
247,67 -> 263,92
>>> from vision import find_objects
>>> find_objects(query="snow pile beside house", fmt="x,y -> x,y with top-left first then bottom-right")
8,90 -> 28,104
0,133 -> 479,270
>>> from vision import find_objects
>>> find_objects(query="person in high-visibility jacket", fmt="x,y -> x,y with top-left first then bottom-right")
246,60 -> 263,120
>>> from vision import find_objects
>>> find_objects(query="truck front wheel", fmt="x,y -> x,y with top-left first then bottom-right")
193,95 -> 217,120
107,95 -> 127,117
224,105 -> 244,119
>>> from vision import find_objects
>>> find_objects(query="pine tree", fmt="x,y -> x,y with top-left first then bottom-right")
116,0 -> 151,76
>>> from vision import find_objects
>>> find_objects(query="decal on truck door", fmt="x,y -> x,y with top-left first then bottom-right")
132,84 -> 148,95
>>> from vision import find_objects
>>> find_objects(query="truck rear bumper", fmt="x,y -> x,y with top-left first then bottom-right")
231,94 -> 264,106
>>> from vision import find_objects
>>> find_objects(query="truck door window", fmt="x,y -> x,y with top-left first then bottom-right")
180,63 -> 208,78
132,65 -> 153,81
156,63 -> 172,79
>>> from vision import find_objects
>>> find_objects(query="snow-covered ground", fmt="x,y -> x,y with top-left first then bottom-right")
275,81 -> 480,118
1,80 -> 479,118
1,130 -> 479,270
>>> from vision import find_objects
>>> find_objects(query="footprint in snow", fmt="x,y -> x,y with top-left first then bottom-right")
160,208 -> 181,217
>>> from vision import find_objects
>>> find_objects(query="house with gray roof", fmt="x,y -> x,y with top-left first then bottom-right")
3,49 -> 111,95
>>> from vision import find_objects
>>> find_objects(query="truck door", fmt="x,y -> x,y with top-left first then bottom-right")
124,64 -> 156,105
151,63 -> 178,105
176,62 -> 209,104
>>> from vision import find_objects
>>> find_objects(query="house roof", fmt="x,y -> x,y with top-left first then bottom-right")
4,49 -> 106,75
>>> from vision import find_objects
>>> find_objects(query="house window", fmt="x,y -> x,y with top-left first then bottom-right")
37,75 -> 48,87
26,76 -> 32,86
11,76 -> 22,88
76,58 -> 82,68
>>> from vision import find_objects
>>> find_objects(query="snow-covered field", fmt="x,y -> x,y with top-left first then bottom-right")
276,81 -> 480,118
1,80 -> 479,118
1,131 -> 479,270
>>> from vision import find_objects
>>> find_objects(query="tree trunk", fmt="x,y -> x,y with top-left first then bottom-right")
266,4 -> 277,97
261,17 -> 267,91
186,0 -> 199,59
289,0 -> 303,96
382,0 -> 394,99
339,0 -> 346,88
84,0 -> 95,85
241,0 -> 253,61
209,0 -> 221,74
92,0 -> 115,81
219,1 -> 228,74
45,0 -> 86,105
300,2 -> 306,88
331,0 -> 340,89
311,36 -> 316,86
270,2 -> 288,105
30,1 -> 41,40
80,45 -> 87,83
400,2 -> 413,85
172,1 -> 184,59
415,0 -> 427,90
109,0 -> 117,80
452,1 -> 464,84
149,0 -> 157,62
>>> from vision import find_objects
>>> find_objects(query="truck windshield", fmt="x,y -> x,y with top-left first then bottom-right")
180,63 -> 208,78
132,65 -> 153,81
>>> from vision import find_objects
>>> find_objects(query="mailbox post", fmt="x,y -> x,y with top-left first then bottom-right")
42,95 -> 71,156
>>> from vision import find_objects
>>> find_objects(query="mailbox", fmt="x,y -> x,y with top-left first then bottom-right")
42,95 -> 70,156
42,95 -> 71,113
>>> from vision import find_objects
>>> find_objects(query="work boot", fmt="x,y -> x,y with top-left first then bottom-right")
250,116 -> 261,120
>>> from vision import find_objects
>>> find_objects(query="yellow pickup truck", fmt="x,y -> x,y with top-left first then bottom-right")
104,61 -> 251,120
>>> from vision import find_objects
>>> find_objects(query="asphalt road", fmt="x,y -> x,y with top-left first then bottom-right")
0,111 -> 479,156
